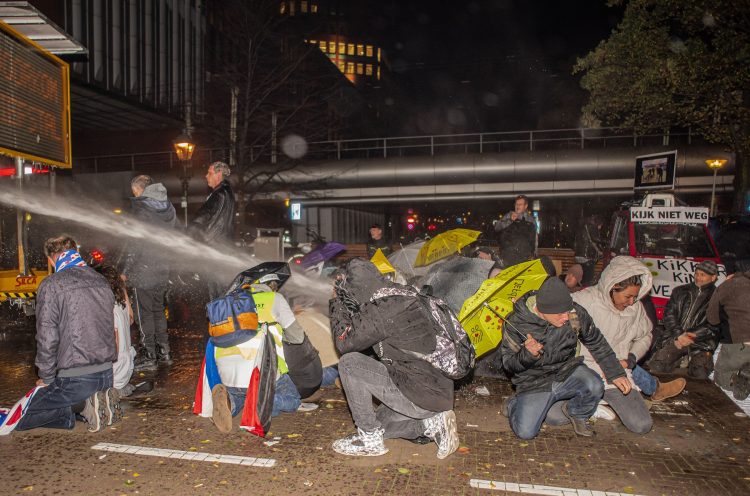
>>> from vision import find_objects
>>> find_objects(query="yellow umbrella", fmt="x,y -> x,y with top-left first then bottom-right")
370,248 -> 396,274
458,259 -> 549,358
414,228 -> 482,267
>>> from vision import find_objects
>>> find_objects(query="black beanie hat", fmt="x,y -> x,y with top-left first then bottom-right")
536,277 -> 574,314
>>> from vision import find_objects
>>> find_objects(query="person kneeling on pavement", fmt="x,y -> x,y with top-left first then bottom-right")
500,277 -> 630,439
204,273 -> 320,433
572,256 -> 685,435
329,259 -> 459,458
648,261 -> 719,380
12,235 -> 121,433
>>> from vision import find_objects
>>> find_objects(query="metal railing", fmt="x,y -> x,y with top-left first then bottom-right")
73,126 -> 700,174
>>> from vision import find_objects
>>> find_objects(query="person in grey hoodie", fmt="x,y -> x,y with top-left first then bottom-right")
122,175 -> 177,371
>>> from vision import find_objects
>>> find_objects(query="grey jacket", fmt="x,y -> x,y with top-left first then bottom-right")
494,210 -> 536,232
35,266 -> 117,383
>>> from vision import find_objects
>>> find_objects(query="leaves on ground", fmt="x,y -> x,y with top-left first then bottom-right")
397,468 -> 411,475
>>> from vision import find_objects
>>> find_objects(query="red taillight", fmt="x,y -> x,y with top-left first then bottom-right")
91,250 -> 104,263
294,258 -> 302,264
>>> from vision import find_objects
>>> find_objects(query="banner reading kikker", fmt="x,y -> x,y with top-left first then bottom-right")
630,207 -> 709,225
639,257 -> 726,299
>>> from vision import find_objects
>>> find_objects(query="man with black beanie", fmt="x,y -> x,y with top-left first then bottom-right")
500,277 -> 629,439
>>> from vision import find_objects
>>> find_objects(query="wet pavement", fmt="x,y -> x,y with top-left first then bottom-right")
1,323 -> 750,496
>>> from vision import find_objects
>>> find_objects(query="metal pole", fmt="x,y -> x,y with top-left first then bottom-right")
710,167 -> 718,217
182,161 -> 189,228
15,157 -> 27,275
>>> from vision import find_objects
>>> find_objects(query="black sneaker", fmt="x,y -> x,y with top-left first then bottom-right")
133,353 -> 157,372
158,353 -> 173,366
562,403 -> 595,437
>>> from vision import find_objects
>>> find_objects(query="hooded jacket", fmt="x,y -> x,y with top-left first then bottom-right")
707,271 -> 750,344
661,281 -> 718,352
121,183 -> 177,288
189,179 -> 235,244
500,291 -> 624,394
573,256 -> 653,389
329,259 -> 454,412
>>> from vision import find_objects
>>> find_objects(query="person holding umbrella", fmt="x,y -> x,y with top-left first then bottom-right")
500,277 -> 629,439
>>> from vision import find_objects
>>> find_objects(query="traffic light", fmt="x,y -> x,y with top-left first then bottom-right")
407,216 -> 415,231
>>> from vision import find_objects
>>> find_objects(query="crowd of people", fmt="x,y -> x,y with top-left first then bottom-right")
4,186 -> 749,467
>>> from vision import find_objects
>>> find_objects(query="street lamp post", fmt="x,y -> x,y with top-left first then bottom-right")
173,133 -> 196,227
705,159 -> 727,217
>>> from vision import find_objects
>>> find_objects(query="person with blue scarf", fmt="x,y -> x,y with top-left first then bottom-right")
14,235 -> 120,433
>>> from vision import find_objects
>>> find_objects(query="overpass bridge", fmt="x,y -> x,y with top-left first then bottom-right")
74,127 -> 734,207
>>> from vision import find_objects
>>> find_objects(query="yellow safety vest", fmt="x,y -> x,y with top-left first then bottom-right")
251,290 -> 288,375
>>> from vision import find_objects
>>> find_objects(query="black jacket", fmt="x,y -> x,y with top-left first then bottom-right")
500,291 -> 625,394
574,221 -> 604,260
661,282 -> 718,352
329,259 -> 454,412
121,183 -> 177,288
36,266 -> 116,383
366,237 -> 392,259
189,180 -> 235,243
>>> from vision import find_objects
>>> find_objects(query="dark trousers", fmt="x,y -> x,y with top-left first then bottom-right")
338,352 -> 436,437
16,368 -> 113,431
649,341 -> 714,380
134,285 -> 169,355
508,364 -> 603,440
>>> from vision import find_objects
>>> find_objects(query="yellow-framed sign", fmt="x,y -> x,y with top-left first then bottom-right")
0,20 -> 72,168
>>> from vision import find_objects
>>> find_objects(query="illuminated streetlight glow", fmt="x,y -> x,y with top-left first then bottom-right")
705,158 -> 728,217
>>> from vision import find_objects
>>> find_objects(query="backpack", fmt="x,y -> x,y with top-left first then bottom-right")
206,288 -> 259,338
371,287 -> 476,379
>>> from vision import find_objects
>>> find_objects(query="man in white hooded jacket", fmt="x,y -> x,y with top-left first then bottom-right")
573,256 -> 686,434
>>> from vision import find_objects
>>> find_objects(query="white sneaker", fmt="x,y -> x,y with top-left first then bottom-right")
81,391 -> 107,432
297,402 -> 319,413
423,410 -> 459,459
593,404 -> 617,421
104,388 -> 122,425
332,428 -> 388,456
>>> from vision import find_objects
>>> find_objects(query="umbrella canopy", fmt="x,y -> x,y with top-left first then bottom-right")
387,240 -> 425,280
370,248 -> 396,274
414,229 -> 482,267
415,255 -> 494,314
225,261 -> 292,295
458,259 -> 549,358
300,242 -> 346,269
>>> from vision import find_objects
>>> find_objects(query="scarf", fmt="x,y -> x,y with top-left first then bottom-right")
54,249 -> 86,273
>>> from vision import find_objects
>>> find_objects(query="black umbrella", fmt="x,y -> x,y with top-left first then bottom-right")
224,261 -> 292,295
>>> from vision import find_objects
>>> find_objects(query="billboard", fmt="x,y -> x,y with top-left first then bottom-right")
634,151 -> 676,191
0,21 -> 71,168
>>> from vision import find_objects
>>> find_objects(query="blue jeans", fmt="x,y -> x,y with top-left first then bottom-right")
508,364 -> 604,440
321,366 -> 339,387
226,374 -> 301,419
632,365 -> 657,396
15,368 -> 113,431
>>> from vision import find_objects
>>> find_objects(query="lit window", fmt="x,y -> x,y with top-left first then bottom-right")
309,39 -> 316,45
377,66 -> 381,80
311,3 -> 318,13
366,45 -> 373,57
301,1 -> 308,13
338,42 -> 346,54
346,62 -> 354,74
279,2 -> 286,14
365,64 -> 373,76
356,63 -> 363,75
289,1 -> 295,15
337,61 -> 346,73
377,48 -> 381,62
347,43 -> 355,55
328,42 -> 336,54
357,44 -> 364,56
319,40 -> 327,51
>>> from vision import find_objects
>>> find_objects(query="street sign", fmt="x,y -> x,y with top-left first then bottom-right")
290,202 -> 301,220
0,20 -> 71,168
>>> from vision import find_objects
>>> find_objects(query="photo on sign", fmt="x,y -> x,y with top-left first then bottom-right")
634,151 -> 676,190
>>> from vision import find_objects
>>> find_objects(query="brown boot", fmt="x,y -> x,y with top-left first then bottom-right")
651,378 -> 686,402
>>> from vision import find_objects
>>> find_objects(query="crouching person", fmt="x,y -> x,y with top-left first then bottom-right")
330,259 -> 459,458
16,236 -> 119,433
501,277 -> 629,439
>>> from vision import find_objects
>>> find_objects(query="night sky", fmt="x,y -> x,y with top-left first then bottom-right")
364,0 -> 624,135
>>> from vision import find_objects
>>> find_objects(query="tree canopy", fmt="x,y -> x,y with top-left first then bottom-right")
575,0 -> 750,212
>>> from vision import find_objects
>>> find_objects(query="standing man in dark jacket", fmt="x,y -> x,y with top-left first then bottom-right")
188,161 -> 236,299
574,215 -> 605,286
122,175 -> 177,371
366,223 -> 391,258
16,235 -> 118,433
500,277 -> 629,439
648,261 -> 719,379
329,259 -> 459,459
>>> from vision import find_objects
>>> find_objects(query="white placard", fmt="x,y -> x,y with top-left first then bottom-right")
630,207 -> 708,225
640,257 -> 726,299
290,202 -> 301,220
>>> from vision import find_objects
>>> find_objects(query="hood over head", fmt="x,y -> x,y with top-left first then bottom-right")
140,183 -> 169,202
596,256 -> 652,311
338,258 -> 395,305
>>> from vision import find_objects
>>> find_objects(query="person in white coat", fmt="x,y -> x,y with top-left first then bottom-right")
572,256 -> 685,434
